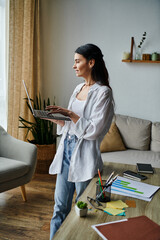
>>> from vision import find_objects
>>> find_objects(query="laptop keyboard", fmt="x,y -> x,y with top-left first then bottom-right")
33,109 -> 71,121
34,110 -> 49,117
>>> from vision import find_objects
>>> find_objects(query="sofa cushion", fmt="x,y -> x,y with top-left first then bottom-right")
101,150 -> 160,168
100,123 -> 126,152
115,114 -> 151,150
151,122 -> 160,152
0,157 -> 29,184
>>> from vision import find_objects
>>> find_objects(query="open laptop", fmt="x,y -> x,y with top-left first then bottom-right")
22,80 -> 71,121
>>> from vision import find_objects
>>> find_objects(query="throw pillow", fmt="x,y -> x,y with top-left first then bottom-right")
151,122 -> 160,152
100,122 -> 126,152
115,114 -> 151,150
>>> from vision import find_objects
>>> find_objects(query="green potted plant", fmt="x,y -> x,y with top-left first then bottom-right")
75,201 -> 88,217
19,94 -> 57,174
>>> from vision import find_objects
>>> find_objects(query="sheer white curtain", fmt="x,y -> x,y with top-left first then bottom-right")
0,0 -> 8,130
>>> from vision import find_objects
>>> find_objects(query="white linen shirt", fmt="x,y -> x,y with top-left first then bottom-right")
49,82 -> 114,182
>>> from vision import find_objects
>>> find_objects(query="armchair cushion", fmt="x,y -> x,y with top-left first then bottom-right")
0,157 -> 29,184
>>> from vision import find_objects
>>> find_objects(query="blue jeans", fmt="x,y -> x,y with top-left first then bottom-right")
50,133 -> 90,239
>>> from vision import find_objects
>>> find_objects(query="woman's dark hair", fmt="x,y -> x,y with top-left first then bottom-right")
75,43 -> 111,88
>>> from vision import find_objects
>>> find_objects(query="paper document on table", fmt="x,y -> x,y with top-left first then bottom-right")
103,207 -> 125,216
111,176 -> 159,201
106,200 -> 128,209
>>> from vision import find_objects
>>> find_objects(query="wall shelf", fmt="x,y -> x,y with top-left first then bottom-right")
122,60 -> 160,63
122,37 -> 160,63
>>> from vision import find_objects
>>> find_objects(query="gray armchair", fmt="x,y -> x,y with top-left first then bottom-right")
0,125 -> 37,201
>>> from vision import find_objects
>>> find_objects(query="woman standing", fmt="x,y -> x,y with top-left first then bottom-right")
46,43 -> 114,239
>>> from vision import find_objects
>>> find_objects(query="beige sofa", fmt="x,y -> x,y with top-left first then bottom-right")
101,114 -> 160,168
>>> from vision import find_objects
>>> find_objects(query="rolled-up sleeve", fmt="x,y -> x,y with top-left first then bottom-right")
57,120 -> 73,135
74,89 -> 114,140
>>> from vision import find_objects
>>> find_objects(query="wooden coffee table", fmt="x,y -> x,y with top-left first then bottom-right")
54,162 -> 160,239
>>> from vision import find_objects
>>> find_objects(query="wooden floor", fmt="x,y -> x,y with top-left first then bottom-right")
0,174 -> 66,240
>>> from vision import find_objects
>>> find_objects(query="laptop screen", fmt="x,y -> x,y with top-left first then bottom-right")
22,80 -> 34,113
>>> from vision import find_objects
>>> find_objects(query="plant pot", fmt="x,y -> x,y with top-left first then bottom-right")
35,144 -> 56,174
75,205 -> 88,217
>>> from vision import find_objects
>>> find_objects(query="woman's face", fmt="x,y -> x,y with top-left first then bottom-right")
73,53 -> 94,78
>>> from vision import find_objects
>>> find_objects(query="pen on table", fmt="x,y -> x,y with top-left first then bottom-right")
98,169 -> 106,198
105,171 -> 114,185
107,174 -> 119,186
98,177 -> 104,199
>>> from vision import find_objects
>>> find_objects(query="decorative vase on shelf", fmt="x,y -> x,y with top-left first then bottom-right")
151,52 -> 158,61
135,47 -> 142,60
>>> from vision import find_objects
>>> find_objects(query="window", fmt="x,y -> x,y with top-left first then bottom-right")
0,0 -> 8,130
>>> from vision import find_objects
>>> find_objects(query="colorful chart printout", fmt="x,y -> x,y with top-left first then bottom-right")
111,176 -> 159,201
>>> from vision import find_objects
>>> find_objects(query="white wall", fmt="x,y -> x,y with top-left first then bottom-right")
40,0 -> 160,122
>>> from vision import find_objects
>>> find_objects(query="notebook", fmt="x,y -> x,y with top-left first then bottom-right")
92,216 -> 160,240
23,80 -> 71,121
137,163 -> 154,174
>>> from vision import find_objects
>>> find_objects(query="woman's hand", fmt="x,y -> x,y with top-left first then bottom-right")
46,105 -> 71,117
46,105 -> 80,123
40,117 -> 65,127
